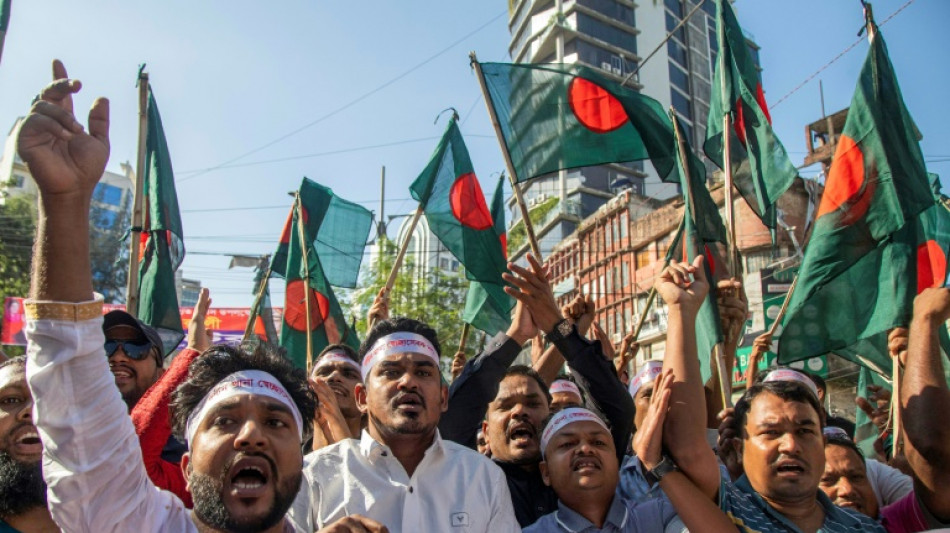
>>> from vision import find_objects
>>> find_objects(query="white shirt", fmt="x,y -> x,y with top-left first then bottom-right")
292,430 -> 520,532
865,458 -> 913,509
24,302 -> 305,533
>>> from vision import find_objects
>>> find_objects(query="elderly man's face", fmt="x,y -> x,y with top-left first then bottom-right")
357,352 -> 447,438
183,394 -> 303,532
484,374 -> 550,465
105,325 -> 162,408
741,392 -> 825,505
311,358 -> 362,419
820,444 -> 878,518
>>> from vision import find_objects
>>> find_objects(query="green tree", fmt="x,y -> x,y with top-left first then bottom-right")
349,238 -> 471,374
0,194 -> 36,355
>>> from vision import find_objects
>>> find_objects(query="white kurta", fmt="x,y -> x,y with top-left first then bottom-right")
293,430 -> 520,533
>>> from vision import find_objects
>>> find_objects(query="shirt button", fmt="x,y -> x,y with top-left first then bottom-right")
409,486 -> 414,493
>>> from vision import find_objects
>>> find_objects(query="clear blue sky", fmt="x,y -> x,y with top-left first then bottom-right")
1,0 -> 946,307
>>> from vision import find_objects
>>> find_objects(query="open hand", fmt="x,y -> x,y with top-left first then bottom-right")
503,254 -> 561,334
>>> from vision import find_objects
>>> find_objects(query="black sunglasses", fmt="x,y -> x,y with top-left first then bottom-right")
104,339 -> 155,361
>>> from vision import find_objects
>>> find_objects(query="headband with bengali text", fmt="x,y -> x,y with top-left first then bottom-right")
361,332 -> 439,380
762,368 -> 820,399
313,350 -> 361,374
184,370 -> 303,446
628,360 -> 664,398
540,407 -> 610,457
550,379 -> 582,400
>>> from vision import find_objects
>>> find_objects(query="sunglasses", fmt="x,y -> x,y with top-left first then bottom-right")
104,339 -> 155,361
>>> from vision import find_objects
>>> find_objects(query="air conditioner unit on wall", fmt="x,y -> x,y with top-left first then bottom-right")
601,61 -> 612,71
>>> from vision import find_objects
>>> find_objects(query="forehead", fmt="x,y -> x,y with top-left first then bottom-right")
551,390 -> 582,401
825,444 -> 864,469
375,351 -> 436,368
0,364 -> 26,389
313,359 -> 358,374
497,374 -> 544,398
550,420 -> 611,440
747,391 -> 820,424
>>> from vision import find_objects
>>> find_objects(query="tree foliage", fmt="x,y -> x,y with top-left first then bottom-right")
348,237 -> 471,372
0,194 -> 37,348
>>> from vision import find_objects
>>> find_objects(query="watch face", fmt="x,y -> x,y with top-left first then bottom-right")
557,320 -> 573,337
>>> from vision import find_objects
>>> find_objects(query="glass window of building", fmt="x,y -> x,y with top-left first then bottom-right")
621,262 -> 630,288
93,183 -> 124,207
665,12 -> 686,43
635,248 -> 652,270
669,62 -> 690,93
667,39 -> 688,69
671,88 -> 692,118
576,14 -> 637,54
665,0 -> 684,18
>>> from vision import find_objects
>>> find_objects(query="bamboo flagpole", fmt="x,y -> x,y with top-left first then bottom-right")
126,67 -> 149,318
293,193 -> 315,374
458,323 -> 472,354
671,109 -> 732,407
370,205 -> 424,330
470,53 -> 542,260
243,265 -> 274,340
716,5 -> 740,278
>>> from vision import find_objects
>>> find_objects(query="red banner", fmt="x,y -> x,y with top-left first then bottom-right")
2,297 -> 282,348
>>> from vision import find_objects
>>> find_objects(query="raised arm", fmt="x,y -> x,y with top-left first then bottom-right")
902,287 -> 950,520
655,256 -> 720,498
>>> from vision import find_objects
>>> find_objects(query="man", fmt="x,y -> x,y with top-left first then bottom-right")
19,59 -> 332,532
549,376 -> 584,411
820,429 -> 883,518
298,316 -> 519,531
103,309 -> 165,411
807,372 -> 856,438
0,357 -> 57,532
654,257 -> 883,532
309,344 -> 363,449
441,256 -> 634,527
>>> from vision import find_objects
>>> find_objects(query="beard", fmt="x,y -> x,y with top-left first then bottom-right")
0,451 -> 46,517
190,464 -> 301,533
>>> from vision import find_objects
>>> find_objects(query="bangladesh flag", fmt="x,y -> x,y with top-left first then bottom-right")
479,62 -> 683,184
273,180 -> 369,370
463,173 -> 514,334
0,0 -> 11,64
137,86 -> 184,354
245,268 -> 279,343
409,116 -> 508,285
777,27 -> 937,371
671,112 -> 727,383
704,0 -> 796,229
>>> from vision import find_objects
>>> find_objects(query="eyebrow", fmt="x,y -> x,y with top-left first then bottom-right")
755,418 -> 819,429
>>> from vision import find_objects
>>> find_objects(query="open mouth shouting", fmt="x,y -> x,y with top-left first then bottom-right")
11,424 -> 42,458
774,459 -> 807,478
571,455 -> 602,474
506,421 -> 537,448
392,393 -> 425,415
227,455 -> 274,500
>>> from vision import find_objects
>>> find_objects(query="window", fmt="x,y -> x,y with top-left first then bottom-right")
93,183 -> 124,207
665,12 -> 686,43
620,212 -> 629,239
635,248 -> 652,270
94,209 -> 119,229
621,262 -> 630,288
615,312 -> 622,334
576,14 -> 637,54
583,283 -> 590,297
11,174 -> 25,188
671,88 -> 692,119
624,308 -> 632,333
664,0 -> 683,18
667,39 -> 688,68
669,62 -> 690,93
605,224 -> 612,249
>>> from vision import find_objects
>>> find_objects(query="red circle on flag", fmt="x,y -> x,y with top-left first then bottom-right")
450,173 -> 494,230
284,280 -> 330,332
568,77 -> 629,134
917,239 -> 947,294
816,135 -> 875,224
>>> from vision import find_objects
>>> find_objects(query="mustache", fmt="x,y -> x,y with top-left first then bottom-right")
222,451 -> 277,482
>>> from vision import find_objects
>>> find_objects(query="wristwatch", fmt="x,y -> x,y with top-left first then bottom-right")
544,319 -> 574,343
644,455 -> 679,485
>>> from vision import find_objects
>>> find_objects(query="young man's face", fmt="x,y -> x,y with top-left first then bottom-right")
484,374 -> 550,465
311,359 -> 362,419
550,391 -> 582,412
183,394 -> 303,532
820,444 -> 878,518
357,352 -> 447,438
741,392 -> 825,505
105,325 -> 162,408
0,365 -> 40,464
540,420 -> 619,502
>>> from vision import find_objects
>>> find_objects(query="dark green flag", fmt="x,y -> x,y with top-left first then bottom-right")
778,26 -> 937,373
137,87 -> 184,354
463,174 -> 514,334
0,0 -> 11,64
480,62 -> 681,184
704,0 -> 797,230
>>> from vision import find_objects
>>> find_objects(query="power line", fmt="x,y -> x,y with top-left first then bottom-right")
771,0 -> 917,109
176,10 -> 507,184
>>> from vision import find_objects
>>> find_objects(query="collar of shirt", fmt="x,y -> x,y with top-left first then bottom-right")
357,428 -> 444,464
733,474 -> 875,531
554,496 -> 627,532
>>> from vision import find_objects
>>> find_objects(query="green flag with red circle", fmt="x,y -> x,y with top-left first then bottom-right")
704,0 -> 797,231
271,179 -> 370,370
479,62 -> 682,184
409,116 -> 508,285
777,26 -> 937,374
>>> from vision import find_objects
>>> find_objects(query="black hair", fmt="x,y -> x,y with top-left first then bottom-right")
734,379 -> 826,433
502,365 -> 552,405
806,372 -> 827,395
316,344 -> 359,363
170,343 -> 316,440
360,317 -> 442,359
825,434 -> 866,466
552,373 -> 587,404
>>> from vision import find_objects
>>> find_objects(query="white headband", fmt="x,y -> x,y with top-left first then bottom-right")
314,350 -> 361,374
763,368 -> 820,398
550,379 -> 582,400
184,370 -> 304,446
629,360 -> 664,397
361,332 -> 439,380
540,407 -> 609,457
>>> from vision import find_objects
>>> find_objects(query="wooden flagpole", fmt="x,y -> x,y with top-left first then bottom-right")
458,323 -> 472,354
672,109 -> 732,407
243,265 -> 273,340
716,4 -> 740,278
470,53 -> 542,260
294,193 -> 315,374
126,68 -> 149,318
370,205 -> 424,330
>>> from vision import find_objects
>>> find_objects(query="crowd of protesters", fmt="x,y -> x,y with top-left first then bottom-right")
3,61 -> 950,533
